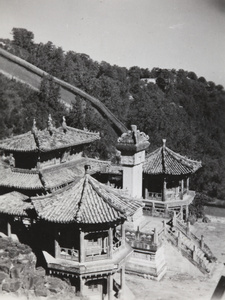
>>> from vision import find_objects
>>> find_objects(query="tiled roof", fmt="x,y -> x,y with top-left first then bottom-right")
86,158 -> 122,174
32,175 -> 143,224
0,167 -> 43,190
0,131 -> 37,152
143,142 -> 202,176
36,126 -> 100,152
0,125 -> 100,153
41,167 -> 79,189
0,191 -> 32,216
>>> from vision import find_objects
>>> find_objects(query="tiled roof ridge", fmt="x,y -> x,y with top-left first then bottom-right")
162,147 -> 166,174
31,129 -> 41,150
40,157 -> 86,172
145,147 -> 161,158
74,177 -> 88,222
165,146 -> 202,168
66,125 -> 100,136
87,175 -> 126,215
86,157 -> 111,165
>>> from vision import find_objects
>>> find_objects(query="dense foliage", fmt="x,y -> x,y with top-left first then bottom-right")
0,28 -> 225,199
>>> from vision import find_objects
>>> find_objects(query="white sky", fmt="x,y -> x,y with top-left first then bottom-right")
0,0 -> 225,85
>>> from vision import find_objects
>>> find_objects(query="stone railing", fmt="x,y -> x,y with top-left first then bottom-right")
60,247 -> 79,261
125,229 -> 160,252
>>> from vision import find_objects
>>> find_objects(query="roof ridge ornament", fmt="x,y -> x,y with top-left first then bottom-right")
47,114 -> 54,135
62,116 -> 67,133
31,119 -> 38,134
162,139 -> 166,148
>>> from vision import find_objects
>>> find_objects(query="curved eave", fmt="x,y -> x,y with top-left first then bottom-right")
38,137 -> 100,152
0,210 -> 29,217
0,148 -> 38,153
37,215 -> 124,225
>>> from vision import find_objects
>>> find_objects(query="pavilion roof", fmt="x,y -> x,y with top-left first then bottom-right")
32,174 -> 142,224
0,191 -> 32,216
143,140 -> 202,176
0,167 -> 43,190
0,157 -> 113,192
40,167 -> 80,190
0,116 -> 100,153
0,131 -> 38,152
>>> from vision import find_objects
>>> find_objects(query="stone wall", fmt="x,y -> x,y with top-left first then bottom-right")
0,236 -> 78,299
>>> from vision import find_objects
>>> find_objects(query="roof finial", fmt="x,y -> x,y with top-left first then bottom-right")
84,164 -> 91,174
47,114 -> 54,135
62,116 -> 67,133
162,139 -> 166,148
32,118 -> 37,133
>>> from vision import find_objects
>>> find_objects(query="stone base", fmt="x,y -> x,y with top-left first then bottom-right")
125,247 -> 167,281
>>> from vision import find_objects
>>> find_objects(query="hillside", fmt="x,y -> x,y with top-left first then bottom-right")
0,28 -> 225,200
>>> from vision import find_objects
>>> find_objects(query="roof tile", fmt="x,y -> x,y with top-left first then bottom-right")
32,175 -> 142,224
143,145 -> 202,175
0,191 -> 32,216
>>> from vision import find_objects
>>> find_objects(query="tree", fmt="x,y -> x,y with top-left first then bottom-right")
11,28 -> 34,52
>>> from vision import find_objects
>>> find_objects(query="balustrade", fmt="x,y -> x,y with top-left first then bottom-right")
60,247 -> 79,261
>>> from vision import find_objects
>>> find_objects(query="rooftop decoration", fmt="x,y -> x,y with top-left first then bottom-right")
116,125 -> 150,153
32,174 -> 143,224
0,116 -> 100,153
143,139 -> 202,176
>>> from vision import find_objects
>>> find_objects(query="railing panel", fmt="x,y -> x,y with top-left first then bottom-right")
60,247 -> 79,261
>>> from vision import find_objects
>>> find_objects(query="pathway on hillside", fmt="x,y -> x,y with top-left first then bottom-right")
0,48 -> 128,135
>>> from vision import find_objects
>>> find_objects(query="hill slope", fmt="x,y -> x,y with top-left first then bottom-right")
0,28 -> 225,199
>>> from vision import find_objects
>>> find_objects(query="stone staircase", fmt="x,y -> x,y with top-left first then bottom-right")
164,214 -> 216,275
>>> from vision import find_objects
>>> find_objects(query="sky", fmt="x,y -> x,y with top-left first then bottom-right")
0,0 -> 225,86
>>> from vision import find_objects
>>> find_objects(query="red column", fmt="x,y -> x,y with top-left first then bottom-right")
108,228 -> 113,258
162,178 -> 167,201
80,229 -> 85,263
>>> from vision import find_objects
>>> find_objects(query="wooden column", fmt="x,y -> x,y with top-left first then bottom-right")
162,178 -> 167,202
145,175 -> 150,200
80,229 -> 85,263
7,221 -> 11,238
186,178 -> 190,195
54,230 -> 60,259
80,276 -> 85,297
152,202 -> 155,216
121,223 -> 125,246
108,228 -> 113,258
107,274 -> 113,300
186,205 -> 189,221
180,179 -> 184,199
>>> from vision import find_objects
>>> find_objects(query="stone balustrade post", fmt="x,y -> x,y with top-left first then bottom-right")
186,221 -> 190,236
180,206 -> 183,220
200,235 -> 204,249
177,231 -> 181,249
153,228 -> 158,245
192,245 -> 197,261
163,220 -> 167,234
